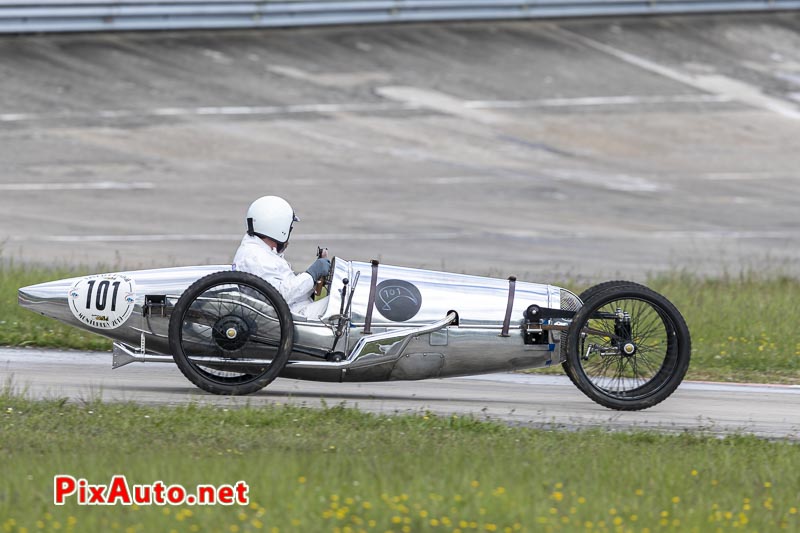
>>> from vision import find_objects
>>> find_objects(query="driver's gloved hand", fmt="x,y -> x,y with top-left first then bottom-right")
306,257 -> 331,281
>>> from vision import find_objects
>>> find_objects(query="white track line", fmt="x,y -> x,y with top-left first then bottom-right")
488,228 -> 799,241
0,94 -> 734,123
0,181 -> 154,191
0,103 -> 419,123
376,86 -> 507,124
462,373 -> 800,394
552,27 -> 800,120
11,229 -> 798,243
289,175 -> 519,186
10,232 -> 472,243
700,172 -> 791,181
465,94 -> 732,109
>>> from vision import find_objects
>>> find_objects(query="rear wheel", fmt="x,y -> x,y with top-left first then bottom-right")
168,271 -> 294,395
564,284 -> 691,410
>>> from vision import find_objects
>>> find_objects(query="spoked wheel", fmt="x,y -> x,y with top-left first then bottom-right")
168,271 -> 294,395
564,284 -> 691,410
562,280 -> 649,385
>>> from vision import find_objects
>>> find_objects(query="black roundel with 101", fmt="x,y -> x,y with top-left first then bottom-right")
375,279 -> 422,322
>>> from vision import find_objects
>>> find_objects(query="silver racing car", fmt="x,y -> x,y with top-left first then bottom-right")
18,258 -> 690,411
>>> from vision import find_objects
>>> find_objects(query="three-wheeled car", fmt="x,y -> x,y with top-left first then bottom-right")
19,257 -> 690,411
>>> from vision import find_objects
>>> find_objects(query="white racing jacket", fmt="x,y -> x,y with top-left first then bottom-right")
232,234 -> 319,316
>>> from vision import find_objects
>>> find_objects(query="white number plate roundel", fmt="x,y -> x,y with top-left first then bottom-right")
68,274 -> 136,329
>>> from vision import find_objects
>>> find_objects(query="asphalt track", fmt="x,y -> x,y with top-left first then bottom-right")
2,15 -> 800,436
2,13 -> 800,279
3,348 -> 799,440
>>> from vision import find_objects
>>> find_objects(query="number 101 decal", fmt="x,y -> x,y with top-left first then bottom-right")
68,274 -> 136,330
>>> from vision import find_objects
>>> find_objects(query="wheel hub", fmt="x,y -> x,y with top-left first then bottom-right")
621,342 -> 637,356
212,315 -> 251,351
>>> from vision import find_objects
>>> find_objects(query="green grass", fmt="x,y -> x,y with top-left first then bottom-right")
1,392 -> 798,533
2,263 -> 800,383
645,272 -> 800,384
1,262 -> 111,351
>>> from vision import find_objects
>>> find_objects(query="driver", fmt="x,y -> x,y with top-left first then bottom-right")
232,195 -> 330,319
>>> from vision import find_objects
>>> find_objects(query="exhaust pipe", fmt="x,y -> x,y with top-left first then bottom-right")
112,312 -> 457,370
112,343 -> 174,368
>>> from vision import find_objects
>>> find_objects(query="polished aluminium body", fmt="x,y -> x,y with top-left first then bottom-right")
18,259 -> 581,383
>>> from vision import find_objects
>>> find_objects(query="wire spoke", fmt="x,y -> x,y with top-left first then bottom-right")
179,280 -> 286,385
578,294 -> 677,397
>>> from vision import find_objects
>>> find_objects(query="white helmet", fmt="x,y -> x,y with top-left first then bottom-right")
246,196 -> 299,251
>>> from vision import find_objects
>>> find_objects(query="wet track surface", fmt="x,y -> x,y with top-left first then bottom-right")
3,348 -> 799,439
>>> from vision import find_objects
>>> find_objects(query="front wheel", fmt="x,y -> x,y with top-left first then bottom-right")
564,284 -> 691,410
168,271 -> 294,395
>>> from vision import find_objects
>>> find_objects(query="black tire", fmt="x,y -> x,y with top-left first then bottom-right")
564,284 -> 691,410
562,281 -> 647,384
168,271 -> 294,395
579,280 -> 649,302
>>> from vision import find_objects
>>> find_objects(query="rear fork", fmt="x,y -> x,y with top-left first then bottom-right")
580,308 -> 633,361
